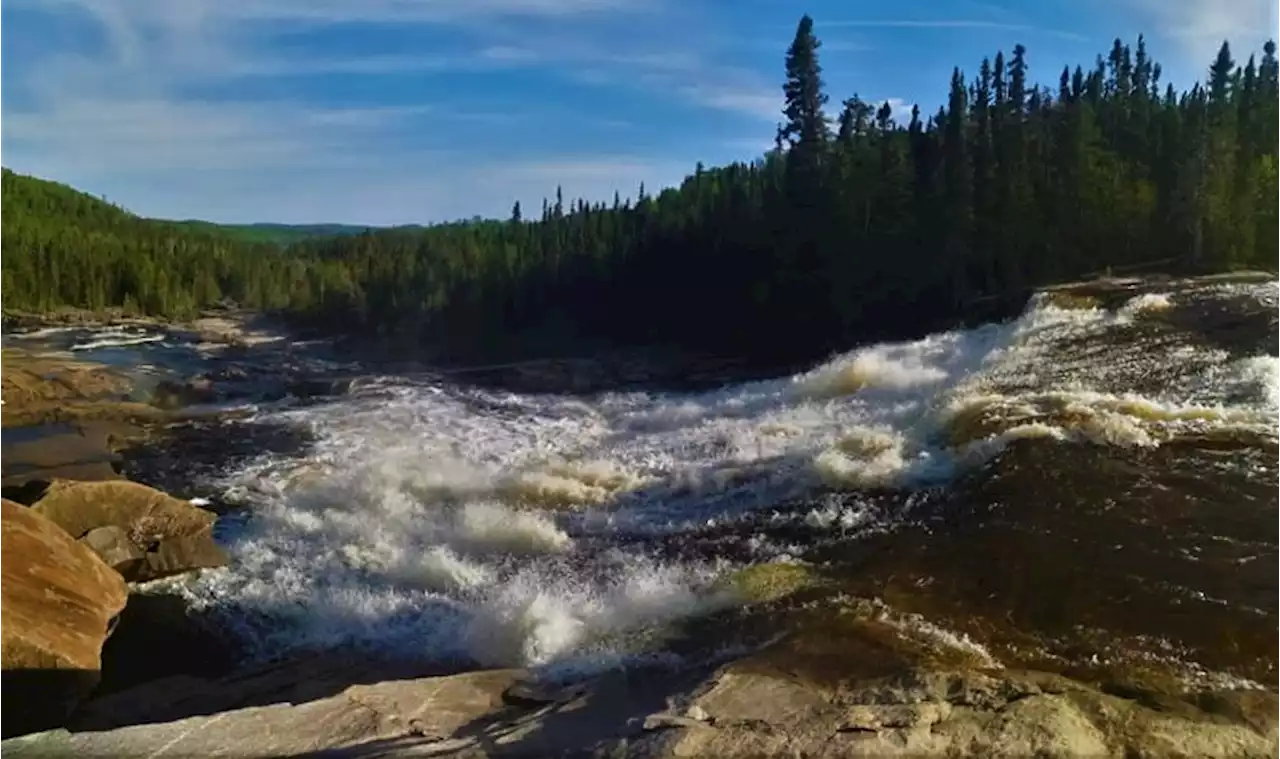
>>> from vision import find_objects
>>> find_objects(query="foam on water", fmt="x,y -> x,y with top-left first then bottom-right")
160,280 -> 1279,673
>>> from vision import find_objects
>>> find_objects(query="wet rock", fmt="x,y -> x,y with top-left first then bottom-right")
1,351 -> 160,428
286,376 -> 354,399
1,498 -> 128,738
30,480 -> 226,583
150,377 -> 216,409
712,562 -> 817,604
1,423 -> 125,500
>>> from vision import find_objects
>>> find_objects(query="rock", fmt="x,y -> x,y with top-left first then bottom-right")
1,423 -> 125,501
655,660 -> 1279,758
150,378 -> 216,410
4,655 -> 1274,758
643,712 -> 709,731
31,480 -> 226,583
79,525 -> 145,577
1,498 -> 128,738
712,562 -> 816,604
286,377 -> 354,399
5,666 -> 523,757
95,592 -> 240,699
1,351 -> 161,429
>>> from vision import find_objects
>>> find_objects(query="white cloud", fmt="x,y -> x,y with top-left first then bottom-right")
23,0 -> 647,28
1,0 -> 766,223
882,97 -> 915,124
825,18 -> 1087,42
1119,0 -> 1276,66
679,85 -> 779,121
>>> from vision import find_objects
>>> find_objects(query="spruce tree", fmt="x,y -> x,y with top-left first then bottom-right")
779,14 -> 830,159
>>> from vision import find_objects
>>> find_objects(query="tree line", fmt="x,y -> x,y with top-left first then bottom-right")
3,17 -> 1276,362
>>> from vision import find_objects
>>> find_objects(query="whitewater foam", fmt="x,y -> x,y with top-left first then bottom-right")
158,279 -> 1277,673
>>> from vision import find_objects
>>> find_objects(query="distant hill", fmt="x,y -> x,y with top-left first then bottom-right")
169,221 -> 424,247
0,168 -> 330,316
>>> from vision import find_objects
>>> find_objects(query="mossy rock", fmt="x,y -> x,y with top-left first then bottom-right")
714,562 -> 817,604
1041,291 -> 1104,310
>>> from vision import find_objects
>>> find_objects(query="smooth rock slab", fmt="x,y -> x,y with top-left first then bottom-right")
1,499 -> 128,738
4,656 -> 1275,758
2,669 -> 523,758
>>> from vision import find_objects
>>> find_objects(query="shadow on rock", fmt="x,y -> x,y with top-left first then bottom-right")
96,593 -> 242,699
0,669 -> 104,739
67,650 -> 478,734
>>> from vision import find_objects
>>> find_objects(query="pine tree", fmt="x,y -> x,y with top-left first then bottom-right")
779,14 -> 830,161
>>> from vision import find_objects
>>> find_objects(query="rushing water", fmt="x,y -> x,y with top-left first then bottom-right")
82,277 -> 1280,686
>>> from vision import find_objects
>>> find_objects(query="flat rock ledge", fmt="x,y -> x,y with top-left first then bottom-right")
3,655 -> 1275,758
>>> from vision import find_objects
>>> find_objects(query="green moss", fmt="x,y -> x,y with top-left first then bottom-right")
716,562 -> 817,604
1041,291 -> 1104,310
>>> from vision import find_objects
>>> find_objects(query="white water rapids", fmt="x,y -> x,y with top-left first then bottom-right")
153,278 -> 1279,678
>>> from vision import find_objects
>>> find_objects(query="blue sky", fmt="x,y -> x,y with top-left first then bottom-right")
2,0 -> 1276,225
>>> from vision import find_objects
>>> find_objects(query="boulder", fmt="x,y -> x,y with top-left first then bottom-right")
1,498 -> 128,738
79,525 -> 145,578
150,377 -> 216,410
31,481 -> 227,583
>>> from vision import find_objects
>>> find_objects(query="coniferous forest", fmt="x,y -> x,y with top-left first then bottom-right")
3,18 -> 1277,362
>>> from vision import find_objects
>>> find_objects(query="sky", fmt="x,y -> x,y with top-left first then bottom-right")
2,0 -> 1277,226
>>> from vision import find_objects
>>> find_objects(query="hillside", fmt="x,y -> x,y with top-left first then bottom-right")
0,169 -> 311,317
169,221 -> 417,247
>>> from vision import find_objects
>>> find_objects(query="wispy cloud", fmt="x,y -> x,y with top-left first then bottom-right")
231,54 -> 521,77
445,39 -> 782,121
0,0 -> 714,223
825,19 -> 1087,42
28,0 -> 652,28
681,85 -> 779,121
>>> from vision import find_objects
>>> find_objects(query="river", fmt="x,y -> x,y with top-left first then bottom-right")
8,275 -> 1277,692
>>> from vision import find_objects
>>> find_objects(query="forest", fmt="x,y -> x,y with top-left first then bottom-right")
3,17 -> 1276,362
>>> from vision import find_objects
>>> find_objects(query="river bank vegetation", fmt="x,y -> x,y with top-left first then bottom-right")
3,17 -> 1276,361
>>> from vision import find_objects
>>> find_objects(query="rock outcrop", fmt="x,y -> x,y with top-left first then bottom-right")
3,653 -> 1274,757
30,480 -> 227,583
1,498 -> 129,738
0,349 -> 164,429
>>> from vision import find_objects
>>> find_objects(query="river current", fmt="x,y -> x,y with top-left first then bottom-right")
18,276 -> 1278,688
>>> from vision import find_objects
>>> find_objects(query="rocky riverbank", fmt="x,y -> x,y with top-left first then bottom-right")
4,596 -> 1276,757
2,275 -> 1276,756
0,324 -> 300,738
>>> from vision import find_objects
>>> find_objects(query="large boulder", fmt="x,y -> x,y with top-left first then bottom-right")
30,481 -> 227,583
1,498 -> 129,738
